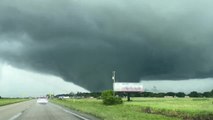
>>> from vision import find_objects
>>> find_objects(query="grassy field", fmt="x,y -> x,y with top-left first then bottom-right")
0,98 -> 28,106
126,98 -> 213,120
51,98 -> 213,120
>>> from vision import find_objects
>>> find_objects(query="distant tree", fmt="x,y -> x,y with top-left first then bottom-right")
131,92 -> 142,97
69,92 -> 75,97
90,92 -> 101,98
155,93 -> 165,97
203,92 -> 211,97
188,91 -> 202,97
166,92 -> 175,97
141,92 -> 154,97
176,92 -> 185,97
211,90 -> 213,96
0,96 -> 1,99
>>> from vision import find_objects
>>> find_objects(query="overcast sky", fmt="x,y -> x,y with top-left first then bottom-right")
0,63 -> 88,97
0,0 -> 213,95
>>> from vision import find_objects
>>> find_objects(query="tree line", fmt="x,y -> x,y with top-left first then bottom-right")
55,89 -> 213,98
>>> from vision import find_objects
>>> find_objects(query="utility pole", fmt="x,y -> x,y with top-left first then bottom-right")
112,71 -> 116,97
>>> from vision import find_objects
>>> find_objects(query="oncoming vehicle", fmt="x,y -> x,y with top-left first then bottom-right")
37,97 -> 48,104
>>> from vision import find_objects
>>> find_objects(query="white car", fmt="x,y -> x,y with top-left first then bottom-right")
37,97 -> 48,104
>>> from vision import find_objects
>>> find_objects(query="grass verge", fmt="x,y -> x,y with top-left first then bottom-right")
0,98 -> 28,106
50,99 -> 180,120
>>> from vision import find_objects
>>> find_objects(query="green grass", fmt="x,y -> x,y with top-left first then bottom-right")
51,98 -> 213,120
0,98 -> 28,106
51,98 -> 180,120
126,98 -> 213,119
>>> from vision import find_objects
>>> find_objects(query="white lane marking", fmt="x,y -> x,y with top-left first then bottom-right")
62,109 -> 90,120
51,103 -> 90,120
9,112 -> 22,120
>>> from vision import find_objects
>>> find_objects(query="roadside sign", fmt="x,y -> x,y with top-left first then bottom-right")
113,82 -> 144,92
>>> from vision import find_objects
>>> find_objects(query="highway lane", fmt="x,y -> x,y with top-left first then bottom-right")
0,100 -> 100,120
0,100 -> 34,120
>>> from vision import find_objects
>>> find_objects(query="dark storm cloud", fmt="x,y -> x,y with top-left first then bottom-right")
1,0 -> 213,91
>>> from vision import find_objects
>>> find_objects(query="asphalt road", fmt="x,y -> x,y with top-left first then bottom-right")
0,100 -> 100,120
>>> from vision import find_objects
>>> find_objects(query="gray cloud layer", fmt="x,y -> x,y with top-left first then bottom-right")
0,0 -> 213,91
